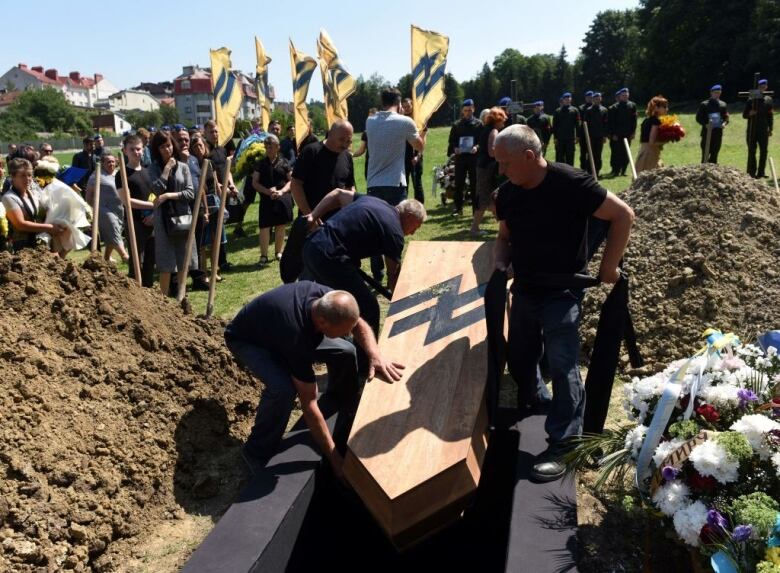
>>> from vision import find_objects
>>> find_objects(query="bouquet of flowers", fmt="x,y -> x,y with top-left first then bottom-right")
232,141 -> 267,182
435,155 -> 457,203
657,114 -> 686,143
568,329 -> 780,572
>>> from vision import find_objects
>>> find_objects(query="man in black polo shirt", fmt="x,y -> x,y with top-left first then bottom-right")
696,84 -> 729,164
291,119 -> 355,217
225,282 -> 403,476
582,92 -> 609,177
493,125 -> 634,482
71,137 -> 95,191
607,88 -> 638,177
447,99 -> 482,216
302,192 -> 426,334
552,92 -> 580,166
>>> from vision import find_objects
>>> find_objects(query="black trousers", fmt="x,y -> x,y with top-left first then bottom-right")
453,154 -> 477,212
579,137 -> 604,175
127,222 -> 156,288
747,131 -> 770,177
235,179 -> 256,226
700,128 -> 723,164
555,139 -> 575,166
406,158 -> 424,203
610,137 -> 630,174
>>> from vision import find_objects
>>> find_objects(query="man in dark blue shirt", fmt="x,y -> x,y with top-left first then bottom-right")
225,281 -> 403,476
302,192 -> 426,333
493,124 -> 634,482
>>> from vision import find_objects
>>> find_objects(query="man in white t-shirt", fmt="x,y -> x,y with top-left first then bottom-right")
365,87 -> 426,282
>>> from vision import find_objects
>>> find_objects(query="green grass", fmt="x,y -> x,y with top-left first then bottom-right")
65,110 -> 777,319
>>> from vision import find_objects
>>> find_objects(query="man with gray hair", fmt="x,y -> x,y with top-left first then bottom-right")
302,189 -> 426,334
225,281 -> 404,477
493,124 -> 634,482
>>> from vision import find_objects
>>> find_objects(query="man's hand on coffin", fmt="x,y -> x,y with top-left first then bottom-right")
368,355 -> 405,384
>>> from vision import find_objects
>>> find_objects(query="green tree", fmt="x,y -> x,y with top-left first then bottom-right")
159,104 -> 180,125
0,87 -> 92,140
347,73 -> 388,131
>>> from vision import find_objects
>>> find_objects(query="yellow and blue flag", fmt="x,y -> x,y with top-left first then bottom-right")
210,47 -> 243,148
410,25 -> 449,131
254,37 -> 272,131
289,40 -> 318,149
317,29 -> 355,127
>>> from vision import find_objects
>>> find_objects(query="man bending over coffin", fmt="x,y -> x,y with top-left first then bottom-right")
493,124 -> 634,482
302,191 -> 426,334
225,282 -> 404,477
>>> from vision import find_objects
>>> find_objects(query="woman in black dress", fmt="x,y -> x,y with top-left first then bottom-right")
252,134 -> 293,266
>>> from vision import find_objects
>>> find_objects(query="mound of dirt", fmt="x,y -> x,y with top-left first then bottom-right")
582,164 -> 780,374
0,249 -> 261,572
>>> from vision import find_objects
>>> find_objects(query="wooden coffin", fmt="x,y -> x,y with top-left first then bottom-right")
344,240 -> 493,549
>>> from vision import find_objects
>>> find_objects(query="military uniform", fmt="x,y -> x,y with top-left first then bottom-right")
527,108 -> 552,155
742,89 -> 774,178
447,114 -> 483,213
696,96 -> 729,164
582,103 -> 609,176
607,96 -> 638,176
578,94 -> 593,170
552,103 -> 580,166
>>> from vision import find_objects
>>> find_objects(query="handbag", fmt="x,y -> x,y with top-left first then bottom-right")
161,163 -> 193,235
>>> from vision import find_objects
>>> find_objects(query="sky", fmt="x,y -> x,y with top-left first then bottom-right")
1,0 -> 639,102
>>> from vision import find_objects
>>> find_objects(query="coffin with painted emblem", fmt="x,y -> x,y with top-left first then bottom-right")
343,240 -> 493,550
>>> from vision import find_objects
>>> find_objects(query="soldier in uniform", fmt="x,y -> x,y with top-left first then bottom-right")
578,91 -> 594,170
607,87 -> 638,177
552,92 -> 580,166
447,98 -> 483,216
743,78 -> 774,178
696,84 -> 729,164
582,92 -> 609,177
527,100 -> 552,156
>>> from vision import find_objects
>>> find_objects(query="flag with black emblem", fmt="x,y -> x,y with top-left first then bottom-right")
289,40 -> 318,149
209,47 -> 243,147
317,29 -> 355,127
254,37 -> 272,131
410,25 -> 449,131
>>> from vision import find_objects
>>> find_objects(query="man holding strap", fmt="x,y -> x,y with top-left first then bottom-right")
493,125 -> 634,482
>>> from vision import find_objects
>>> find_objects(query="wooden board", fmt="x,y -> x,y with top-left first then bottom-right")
344,241 -> 494,549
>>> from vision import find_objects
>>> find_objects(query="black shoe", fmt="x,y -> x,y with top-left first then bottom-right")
191,278 -> 209,291
220,262 -> 234,272
620,170 -> 626,176
530,446 -> 567,483
233,226 -> 246,238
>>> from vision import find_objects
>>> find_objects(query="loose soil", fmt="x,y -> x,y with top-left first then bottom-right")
0,248 -> 262,572
582,164 -> 780,375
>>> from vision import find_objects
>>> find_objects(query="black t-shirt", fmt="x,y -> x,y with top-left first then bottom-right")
640,116 -> 661,143
292,141 -> 355,212
495,162 -> 607,283
308,194 -> 404,263
116,167 -> 153,223
224,281 -> 331,383
476,124 -> 496,169
254,156 -> 291,189
209,146 -> 229,184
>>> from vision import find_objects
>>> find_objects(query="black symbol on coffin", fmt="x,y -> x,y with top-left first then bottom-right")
387,275 -> 487,345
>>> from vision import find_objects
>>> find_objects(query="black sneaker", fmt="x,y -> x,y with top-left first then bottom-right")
191,278 -> 209,291
530,446 -> 567,483
233,226 -> 246,238
220,262 -> 234,272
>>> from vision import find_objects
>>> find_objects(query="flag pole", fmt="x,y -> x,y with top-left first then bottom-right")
90,162 -> 101,254
583,121 -> 597,180
177,158 -> 209,302
769,157 -> 780,196
206,156 -> 233,318
117,152 -> 141,286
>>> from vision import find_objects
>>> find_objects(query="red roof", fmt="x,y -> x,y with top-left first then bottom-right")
16,64 -> 103,89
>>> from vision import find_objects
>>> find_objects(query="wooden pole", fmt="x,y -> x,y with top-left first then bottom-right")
702,122 -> 713,164
117,153 -> 141,286
623,138 -> 637,181
770,158 -> 780,196
206,156 -> 233,318
89,165 -> 101,253
177,158 -> 209,302
582,121 -> 598,180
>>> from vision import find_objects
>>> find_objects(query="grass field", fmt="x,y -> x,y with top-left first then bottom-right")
61,108 -> 777,319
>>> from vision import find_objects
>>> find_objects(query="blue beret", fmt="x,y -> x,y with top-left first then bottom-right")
148,126 -> 157,132
173,123 -> 186,130
192,124 -> 202,130
616,87 -> 629,95
585,90 -> 594,97
710,84 -> 722,91
498,96 -> 512,106
161,125 -> 171,131
93,134 -> 102,140
593,92 -> 602,97
561,92 -> 572,99
759,79 -> 768,85
462,98 -> 474,107
533,100 -> 544,106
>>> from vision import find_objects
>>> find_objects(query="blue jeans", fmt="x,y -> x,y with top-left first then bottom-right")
225,335 -> 359,462
367,185 -> 406,280
507,289 -> 585,443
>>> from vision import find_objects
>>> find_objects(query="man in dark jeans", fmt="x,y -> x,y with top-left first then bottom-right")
225,282 -> 403,476
493,124 -> 634,482
302,191 -> 426,334
402,98 -> 425,203
365,88 -> 426,282
447,98 -> 482,216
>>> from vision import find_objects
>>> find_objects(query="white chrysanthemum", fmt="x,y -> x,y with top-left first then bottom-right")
699,383 -> 740,407
673,500 -> 708,547
624,425 -> 648,459
730,414 -> 780,459
688,440 -> 739,483
767,346 -> 778,357
772,451 -> 780,476
652,481 -> 691,517
652,438 -> 685,467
